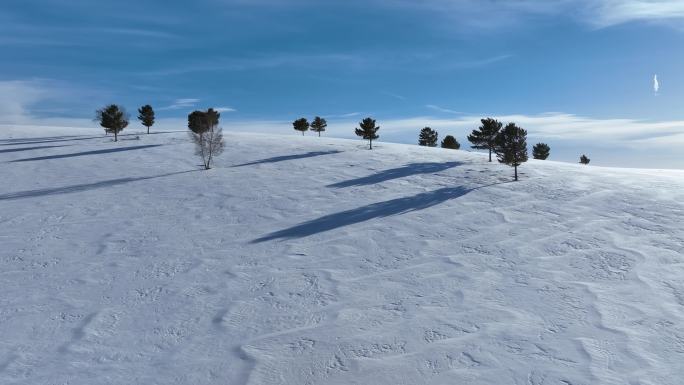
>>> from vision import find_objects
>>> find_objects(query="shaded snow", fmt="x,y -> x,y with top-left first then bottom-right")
1,127 -> 684,384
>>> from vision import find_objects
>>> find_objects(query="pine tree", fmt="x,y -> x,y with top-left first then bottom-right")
188,110 -> 207,134
293,118 -> 309,136
495,122 -> 528,181
137,105 -> 155,134
579,154 -> 591,165
96,104 -> 129,142
310,116 -> 327,137
441,135 -> 460,149
468,118 -> 502,162
355,117 -> 380,149
188,108 -> 224,170
418,127 -> 438,147
532,143 -> 550,160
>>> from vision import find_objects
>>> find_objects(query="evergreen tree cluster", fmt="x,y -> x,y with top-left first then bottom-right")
292,116 -> 328,136
96,104 -> 157,141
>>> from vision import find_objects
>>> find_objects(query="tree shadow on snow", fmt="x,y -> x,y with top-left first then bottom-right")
327,162 -> 462,188
232,150 -> 342,167
9,144 -> 162,162
0,135 -> 104,147
252,182 -> 507,243
0,131 -> 178,147
0,170 -> 196,201
0,144 -> 70,154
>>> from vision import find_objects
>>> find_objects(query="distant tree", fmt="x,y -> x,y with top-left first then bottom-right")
137,105 -> 155,134
310,116 -> 327,137
579,154 -> 591,165
441,135 -> 460,150
188,110 -> 207,134
532,143 -> 550,160
495,122 -> 528,181
468,118 -> 502,162
293,118 -> 309,136
96,104 -> 129,142
418,127 -> 439,147
355,117 -> 380,149
188,108 -> 224,170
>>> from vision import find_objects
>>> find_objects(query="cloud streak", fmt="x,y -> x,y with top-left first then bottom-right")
159,98 -> 200,111
371,0 -> 684,29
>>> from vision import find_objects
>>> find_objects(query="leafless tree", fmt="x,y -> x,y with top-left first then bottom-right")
188,108 -> 225,170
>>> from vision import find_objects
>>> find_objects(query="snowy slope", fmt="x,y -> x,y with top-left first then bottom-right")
1,126 -> 684,385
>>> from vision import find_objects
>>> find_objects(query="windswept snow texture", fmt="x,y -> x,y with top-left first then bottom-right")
1,127 -> 684,385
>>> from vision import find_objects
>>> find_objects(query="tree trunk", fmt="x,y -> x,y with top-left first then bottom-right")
318,132 -> 321,137
302,131 -> 304,136
147,126 -> 150,134
488,148 -> 492,162
114,130 -> 118,142
514,165 -> 518,181
369,138 -> 373,150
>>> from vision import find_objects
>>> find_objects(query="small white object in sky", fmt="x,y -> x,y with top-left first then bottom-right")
654,74 -> 660,95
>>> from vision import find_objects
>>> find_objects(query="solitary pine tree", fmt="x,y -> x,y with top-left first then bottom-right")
188,108 -> 224,170
96,104 -> 129,142
468,118 -> 502,162
579,154 -> 591,165
418,127 -> 438,147
137,105 -> 155,134
441,135 -> 460,149
293,118 -> 309,136
310,116 -> 327,137
355,117 -> 380,149
532,143 -> 550,160
495,122 -> 528,181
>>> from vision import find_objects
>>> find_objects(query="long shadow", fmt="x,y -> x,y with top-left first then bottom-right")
327,162 -> 462,188
1,131 -> 182,147
233,150 -> 342,167
0,135 -> 85,143
0,145 -> 69,154
252,185 -> 471,243
0,136 -> 105,147
10,144 -> 162,162
0,170 -> 195,201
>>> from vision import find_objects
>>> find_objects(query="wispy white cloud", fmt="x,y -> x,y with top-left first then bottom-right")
215,107 -> 237,113
425,105 -> 465,115
326,112 -> 362,118
297,113 -> 684,150
159,98 -> 200,111
584,0 -> 684,27
371,0 -> 684,29
381,91 -> 407,101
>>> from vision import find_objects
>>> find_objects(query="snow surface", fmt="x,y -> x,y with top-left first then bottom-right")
1,126 -> 684,385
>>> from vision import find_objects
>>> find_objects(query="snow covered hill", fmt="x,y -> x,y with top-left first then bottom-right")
2,126 -> 684,385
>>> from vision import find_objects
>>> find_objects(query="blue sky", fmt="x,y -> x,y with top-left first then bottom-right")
2,0 -> 684,168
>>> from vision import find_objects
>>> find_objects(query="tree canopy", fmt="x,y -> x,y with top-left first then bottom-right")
96,104 -> 129,142
355,117 -> 380,149
418,127 -> 438,147
468,118 -> 502,162
495,122 -> 528,181
441,135 -> 460,150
